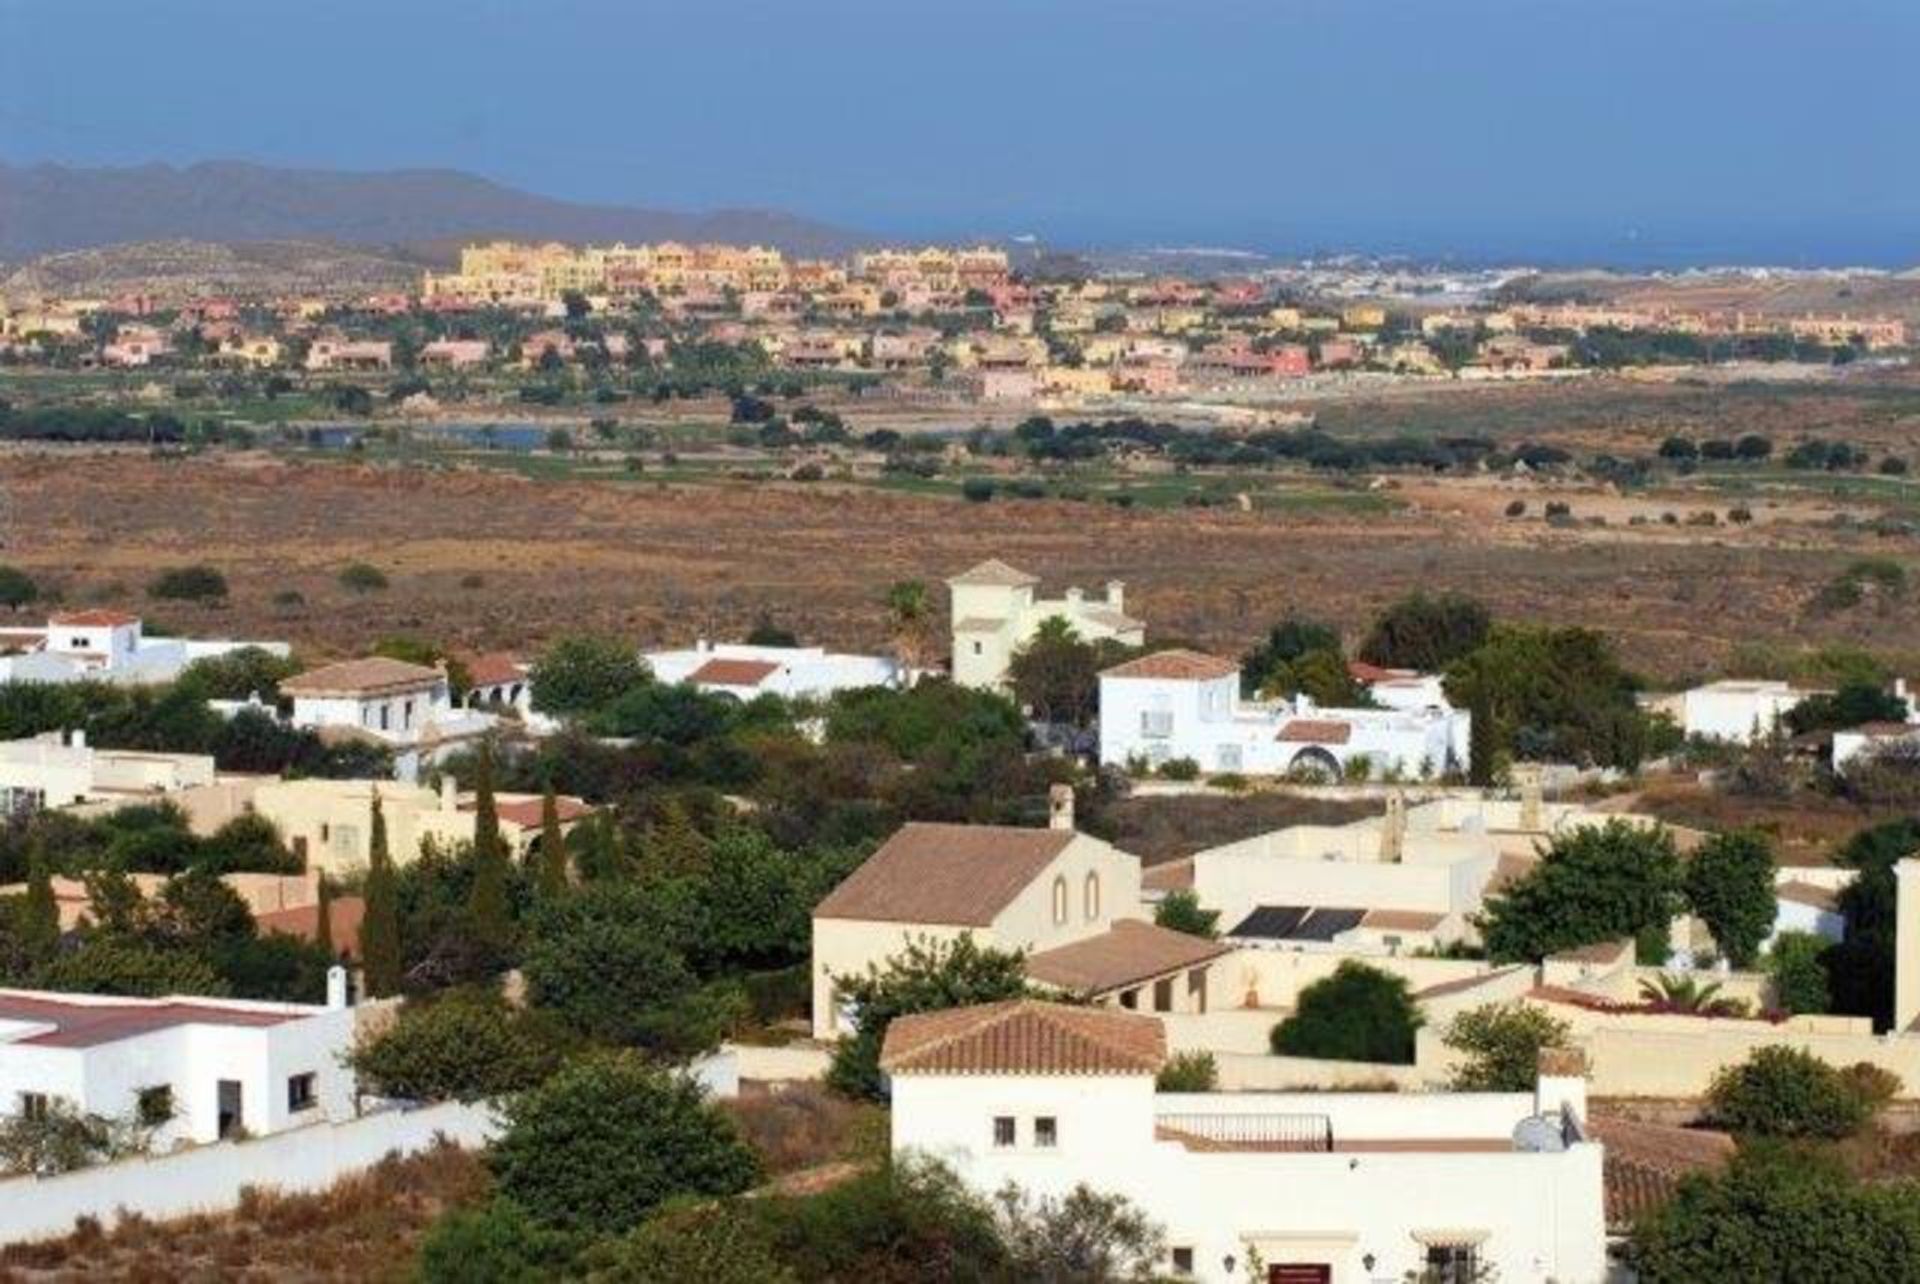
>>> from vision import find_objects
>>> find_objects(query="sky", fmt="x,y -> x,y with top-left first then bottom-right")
3,0 -> 1917,266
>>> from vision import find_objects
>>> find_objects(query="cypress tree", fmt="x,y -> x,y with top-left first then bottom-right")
20,840 -> 60,968
360,795 -> 403,997
467,745 -> 513,948
1468,684 -> 1497,788
314,872 -> 335,960
538,783 -> 568,897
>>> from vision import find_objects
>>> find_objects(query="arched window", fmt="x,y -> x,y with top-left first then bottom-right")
1051,875 -> 1068,925
1083,871 -> 1101,920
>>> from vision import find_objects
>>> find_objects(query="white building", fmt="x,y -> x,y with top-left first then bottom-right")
1099,650 -> 1469,780
644,640 -> 905,702
0,984 -> 355,1148
883,1000 -> 1607,1284
0,730 -> 215,817
1675,679 -> 1817,744
281,657 -> 494,781
0,612 -> 290,688
949,559 -> 1144,690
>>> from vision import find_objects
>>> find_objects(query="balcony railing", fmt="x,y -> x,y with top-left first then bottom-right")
1154,1112 -> 1334,1152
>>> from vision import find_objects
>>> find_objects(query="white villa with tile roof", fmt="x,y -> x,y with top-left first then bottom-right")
0,611 -> 288,688
1098,649 -> 1469,780
948,559 -> 1144,690
882,1000 -> 1607,1284
644,640 -> 905,701
282,657 -> 495,780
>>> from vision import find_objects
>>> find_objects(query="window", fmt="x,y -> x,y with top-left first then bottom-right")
287,1072 -> 317,1113
1425,1245 -> 1479,1284
1083,871 -> 1100,920
331,825 -> 358,858
1051,875 -> 1068,925
992,1116 -> 1016,1148
1140,709 -> 1173,739
403,698 -> 416,728
378,704 -> 392,732
1215,744 -> 1242,772
972,641 -> 983,656
1170,1247 -> 1195,1277
19,1092 -> 48,1122
1033,1116 -> 1058,1148
136,1085 -> 174,1127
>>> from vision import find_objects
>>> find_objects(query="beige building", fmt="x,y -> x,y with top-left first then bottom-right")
810,792 -> 1149,1038
948,559 -> 1143,690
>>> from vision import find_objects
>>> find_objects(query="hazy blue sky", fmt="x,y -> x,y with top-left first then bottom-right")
3,0 -> 1916,264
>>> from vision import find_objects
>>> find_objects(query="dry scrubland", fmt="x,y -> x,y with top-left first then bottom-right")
5,447 -> 1920,681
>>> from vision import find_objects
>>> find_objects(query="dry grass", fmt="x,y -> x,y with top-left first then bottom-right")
1090,791 -> 1379,865
1629,778 -> 1895,866
0,1141 -> 488,1283
721,1083 -> 887,1176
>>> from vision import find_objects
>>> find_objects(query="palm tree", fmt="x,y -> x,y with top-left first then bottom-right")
1638,973 -> 1746,1017
885,579 -> 933,672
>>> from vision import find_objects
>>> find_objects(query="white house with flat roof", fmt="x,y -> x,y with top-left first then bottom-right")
949,559 -> 1144,690
0,730 -> 215,818
1099,650 -> 1469,780
883,1000 -> 1607,1284
1675,679 -> 1819,744
0,612 -> 289,688
0,983 -> 354,1148
644,640 -> 905,701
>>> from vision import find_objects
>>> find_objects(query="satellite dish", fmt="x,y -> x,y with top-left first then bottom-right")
1512,1115 -> 1568,1153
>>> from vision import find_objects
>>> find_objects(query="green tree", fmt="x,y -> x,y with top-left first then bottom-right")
0,565 -> 38,609
885,579 -> 934,672
1360,592 -> 1491,672
1269,961 -> 1421,1064
37,936 -> 227,997
1467,683 -> 1497,787
489,1055 -> 759,1235
1153,890 -> 1219,939
415,1196 -> 584,1284
1477,820 -> 1683,963
1825,818 -> 1919,1028
826,936 -> 1030,1100
1768,931 -> 1832,1015
529,635 -> 649,718
1706,1046 -> 1875,1140
1155,1050 -> 1218,1092
467,745 -> 513,953
520,882 -> 711,1052
1784,682 -> 1909,735
1241,615 -> 1343,698
1684,830 -> 1777,968
1443,1002 -> 1574,1091
990,1183 -> 1166,1282
537,785 -> 568,898
337,561 -> 390,593
360,796 -> 404,997
17,842 -> 60,969
349,991 -> 563,1103
587,1200 -> 795,1284
1446,624 -> 1654,769
314,873 -> 335,959
1006,617 -> 1111,726
147,564 -> 228,601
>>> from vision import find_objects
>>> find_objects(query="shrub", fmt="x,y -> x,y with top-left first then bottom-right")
1476,820 -> 1682,963
528,635 -> 649,717
489,1055 -> 759,1235
0,565 -> 39,608
0,1099 -> 149,1176
825,936 -> 1029,1101
1504,499 -> 1527,518
1443,1002 -> 1574,1091
1270,961 -> 1421,1064
1155,1050 -> 1218,1092
960,478 -> 996,503
1683,829 -> 1777,968
337,562 -> 389,593
147,564 -> 227,601
1767,931 -> 1832,1015
415,1196 -> 582,1283
1158,756 -> 1200,781
1706,1046 -> 1874,1139
1153,889 -> 1219,939
991,1183 -> 1166,1283
349,990 -> 565,1103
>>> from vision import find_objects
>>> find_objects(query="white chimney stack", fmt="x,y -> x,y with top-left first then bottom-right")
1065,586 -> 1085,607
1048,782 -> 1076,832
439,774 -> 457,812
69,729 -> 87,750
1106,580 -> 1125,612
326,965 -> 349,1010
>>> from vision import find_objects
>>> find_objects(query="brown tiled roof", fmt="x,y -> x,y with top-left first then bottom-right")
465,652 -> 526,688
48,610 -> 141,628
813,822 -> 1076,926
1024,920 -> 1231,994
0,993 -> 300,1047
948,559 -> 1040,588
1277,719 -> 1354,744
258,896 -> 366,961
1549,939 -> 1633,967
471,795 -> 593,829
282,657 -> 442,697
1347,660 -> 1413,684
688,657 -> 781,688
1587,1115 -> 1734,1230
1776,880 -> 1839,911
1142,858 -> 1194,893
1101,649 -> 1238,682
1361,908 -> 1447,932
1412,965 -> 1528,1001
880,999 -> 1165,1076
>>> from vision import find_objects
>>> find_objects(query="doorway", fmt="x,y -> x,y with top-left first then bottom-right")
1269,1266 -> 1332,1284
217,1080 -> 243,1139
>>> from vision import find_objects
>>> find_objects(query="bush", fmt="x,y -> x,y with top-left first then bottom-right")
1706,1046 -> 1875,1139
0,565 -> 39,608
960,478 -> 996,503
1158,756 -> 1200,781
349,990 -> 565,1103
528,635 -> 649,718
1153,889 -> 1219,939
1504,499 -> 1527,518
826,936 -> 1029,1100
1443,1002 -> 1574,1091
1155,1050 -> 1218,1092
1683,829 -> 1777,968
520,883 -> 716,1053
489,1055 -> 759,1235
415,1196 -> 583,1283
337,562 -> 389,593
1477,820 -> 1682,963
1269,961 -> 1421,1064
147,564 -> 228,601
1767,931 -> 1832,1015
584,1199 -> 793,1284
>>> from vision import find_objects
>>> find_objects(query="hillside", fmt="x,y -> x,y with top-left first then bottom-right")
0,239 -> 431,300
0,160 -> 866,261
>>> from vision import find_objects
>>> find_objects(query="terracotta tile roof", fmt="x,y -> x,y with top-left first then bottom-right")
465,652 -> 526,688
948,559 -> 1040,588
469,795 -> 593,829
1776,880 -> 1839,911
1277,719 -> 1354,744
282,657 -> 442,697
1412,965 -> 1529,1001
813,822 -> 1076,926
1347,660 -> 1413,684
1587,1115 -> 1734,1230
258,896 -> 366,961
48,610 -> 141,628
880,999 -> 1165,1076
1101,649 -> 1238,682
688,657 -> 781,688
1024,920 -> 1231,994
0,993 -> 301,1047
1549,939 -> 1633,967
1142,858 -> 1194,893
1360,908 -> 1448,932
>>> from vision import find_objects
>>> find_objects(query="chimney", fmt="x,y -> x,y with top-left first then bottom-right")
440,774 -> 457,813
1064,586 -> 1085,608
1535,1046 -> 1589,1127
1896,860 -> 1920,1035
696,636 -> 711,654
326,964 -> 350,1010
1379,791 -> 1406,863
69,729 -> 86,750
1515,763 -> 1544,831
1106,580 -> 1125,612
1048,782 -> 1076,832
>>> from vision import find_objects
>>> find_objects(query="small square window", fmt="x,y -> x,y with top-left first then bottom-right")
1034,1116 -> 1058,1148
992,1115 -> 1016,1148
287,1072 -> 318,1112
1170,1246 -> 1195,1276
